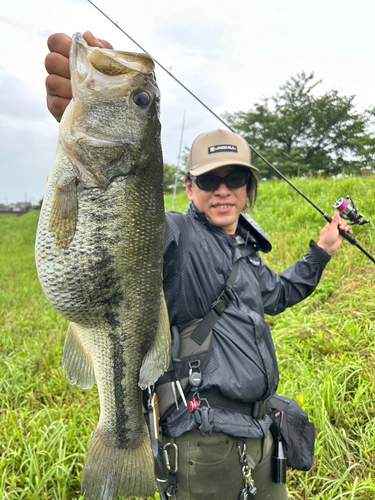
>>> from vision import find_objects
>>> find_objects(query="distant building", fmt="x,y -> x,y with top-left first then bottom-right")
16,202 -> 32,211
0,201 -> 32,214
7,204 -> 21,212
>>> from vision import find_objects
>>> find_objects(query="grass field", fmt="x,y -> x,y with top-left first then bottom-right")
1,176 -> 374,499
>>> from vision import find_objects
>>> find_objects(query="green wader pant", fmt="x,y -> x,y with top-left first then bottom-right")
159,430 -> 289,500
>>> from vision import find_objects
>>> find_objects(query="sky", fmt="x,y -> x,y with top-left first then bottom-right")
1,0 -> 374,204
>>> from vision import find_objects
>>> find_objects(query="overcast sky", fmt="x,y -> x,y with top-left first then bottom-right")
1,0 -> 374,204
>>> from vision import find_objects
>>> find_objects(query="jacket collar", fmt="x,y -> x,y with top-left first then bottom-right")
186,202 -> 272,253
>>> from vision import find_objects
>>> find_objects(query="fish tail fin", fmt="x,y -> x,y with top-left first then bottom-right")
81,428 -> 156,500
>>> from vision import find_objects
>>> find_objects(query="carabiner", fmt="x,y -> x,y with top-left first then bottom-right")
163,442 -> 179,473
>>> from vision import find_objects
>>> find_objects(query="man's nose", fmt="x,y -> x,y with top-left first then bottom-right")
214,180 -> 231,195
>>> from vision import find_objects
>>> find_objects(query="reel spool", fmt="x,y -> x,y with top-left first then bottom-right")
334,196 -> 370,226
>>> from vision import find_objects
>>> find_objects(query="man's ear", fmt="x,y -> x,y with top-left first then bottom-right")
185,178 -> 194,201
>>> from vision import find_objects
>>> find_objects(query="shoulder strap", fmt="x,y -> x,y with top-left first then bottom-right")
190,259 -> 240,345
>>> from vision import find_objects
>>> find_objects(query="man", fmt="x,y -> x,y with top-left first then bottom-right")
45,32 -> 352,500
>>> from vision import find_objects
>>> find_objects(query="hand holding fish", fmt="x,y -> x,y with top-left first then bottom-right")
45,31 -> 113,122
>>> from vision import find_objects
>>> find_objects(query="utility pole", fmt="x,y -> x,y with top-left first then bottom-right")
172,111 -> 186,211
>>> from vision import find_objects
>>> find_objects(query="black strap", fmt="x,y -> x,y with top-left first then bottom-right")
155,351 -> 207,386
190,391 -> 266,419
190,260 -> 240,345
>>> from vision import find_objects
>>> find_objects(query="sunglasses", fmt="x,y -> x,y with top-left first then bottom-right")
190,171 -> 250,191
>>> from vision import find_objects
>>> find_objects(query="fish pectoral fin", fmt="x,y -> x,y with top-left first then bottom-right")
139,292 -> 171,390
62,323 -> 96,389
49,176 -> 78,249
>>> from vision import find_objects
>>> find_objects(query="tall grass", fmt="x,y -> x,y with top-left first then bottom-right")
1,176 -> 374,499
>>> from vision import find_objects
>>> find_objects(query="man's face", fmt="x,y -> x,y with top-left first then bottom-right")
185,165 -> 248,235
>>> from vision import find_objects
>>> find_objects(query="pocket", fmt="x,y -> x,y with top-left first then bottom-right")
192,434 -> 235,467
284,408 -> 315,470
267,394 -> 316,471
185,434 -> 244,500
247,311 -> 279,399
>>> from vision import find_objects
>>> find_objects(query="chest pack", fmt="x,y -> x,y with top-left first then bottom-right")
154,258 -> 266,423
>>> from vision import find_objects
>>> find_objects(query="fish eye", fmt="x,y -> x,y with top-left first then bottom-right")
133,91 -> 151,107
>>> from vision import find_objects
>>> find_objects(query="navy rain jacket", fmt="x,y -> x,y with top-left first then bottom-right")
162,203 -> 331,438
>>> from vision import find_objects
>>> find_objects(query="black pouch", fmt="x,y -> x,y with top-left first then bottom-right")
266,394 -> 316,471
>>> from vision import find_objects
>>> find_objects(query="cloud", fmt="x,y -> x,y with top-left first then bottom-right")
2,0 -> 375,202
0,113 -> 57,203
162,22 -> 225,56
0,74 -> 58,203
0,74 -> 48,121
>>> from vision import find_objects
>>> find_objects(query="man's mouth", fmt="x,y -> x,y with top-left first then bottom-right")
213,204 -> 233,209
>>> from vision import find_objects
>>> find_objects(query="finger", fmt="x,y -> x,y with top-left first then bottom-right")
331,211 -> 340,223
45,52 -> 71,79
338,223 -> 353,234
83,31 -> 113,49
47,33 -> 72,58
46,75 -> 73,100
47,95 -> 71,123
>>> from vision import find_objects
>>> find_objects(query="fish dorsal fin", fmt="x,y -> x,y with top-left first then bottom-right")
63,323 -> 96,389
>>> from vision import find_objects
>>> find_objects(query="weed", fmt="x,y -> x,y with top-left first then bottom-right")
1,176 -> 375,499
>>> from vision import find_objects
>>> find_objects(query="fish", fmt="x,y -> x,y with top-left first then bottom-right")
35,33 -> 171,500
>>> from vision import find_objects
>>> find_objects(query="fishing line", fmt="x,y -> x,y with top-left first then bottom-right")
87,0 -> 374,264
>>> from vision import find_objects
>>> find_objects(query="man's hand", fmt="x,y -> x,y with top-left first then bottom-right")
45,31 -> 113,122
317,212 -> 353,255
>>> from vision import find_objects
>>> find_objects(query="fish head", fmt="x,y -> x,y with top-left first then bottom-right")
60,33 -> 162,186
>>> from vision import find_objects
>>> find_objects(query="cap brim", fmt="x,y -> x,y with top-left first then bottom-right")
189,159 -> 259,176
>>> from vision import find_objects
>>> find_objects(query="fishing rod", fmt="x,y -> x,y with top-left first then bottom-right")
87,0 -> 374,265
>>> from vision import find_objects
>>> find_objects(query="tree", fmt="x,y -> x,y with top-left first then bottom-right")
163,163 -> 186,193
224,72 -> 375,178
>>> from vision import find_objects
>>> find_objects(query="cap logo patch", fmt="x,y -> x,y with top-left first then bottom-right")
208,144 -> 238,154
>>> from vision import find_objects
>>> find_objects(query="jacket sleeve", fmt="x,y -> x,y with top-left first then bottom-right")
260,240 -> 331,315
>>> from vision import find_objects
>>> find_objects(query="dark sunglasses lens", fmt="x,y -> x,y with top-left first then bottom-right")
225,172 -> 249,188
196,176 -> 220,190
194,172 -> 250,190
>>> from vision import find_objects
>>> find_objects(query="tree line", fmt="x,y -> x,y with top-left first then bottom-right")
164,71 -> 375,189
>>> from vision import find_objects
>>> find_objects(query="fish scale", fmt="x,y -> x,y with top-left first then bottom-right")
35,33 -> 171,500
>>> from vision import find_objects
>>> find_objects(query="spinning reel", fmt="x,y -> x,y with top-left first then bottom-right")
334,196 -> 370,226
321,195 -> 374,264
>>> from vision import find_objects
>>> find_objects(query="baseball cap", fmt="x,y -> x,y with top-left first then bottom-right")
186,129 -> 258,176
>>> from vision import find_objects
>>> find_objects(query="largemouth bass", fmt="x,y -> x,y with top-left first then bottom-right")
35,33 -> 171,500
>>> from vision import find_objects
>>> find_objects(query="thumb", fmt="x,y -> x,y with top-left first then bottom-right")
330,211 -> 341,226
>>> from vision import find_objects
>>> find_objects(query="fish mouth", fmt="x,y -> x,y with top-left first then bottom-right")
70,32 -> 156,95
61,33 -> 161,189
88,46 -> 155,77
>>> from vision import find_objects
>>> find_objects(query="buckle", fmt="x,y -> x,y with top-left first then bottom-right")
212,287 -> 235,316
252,401 -> 266,419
